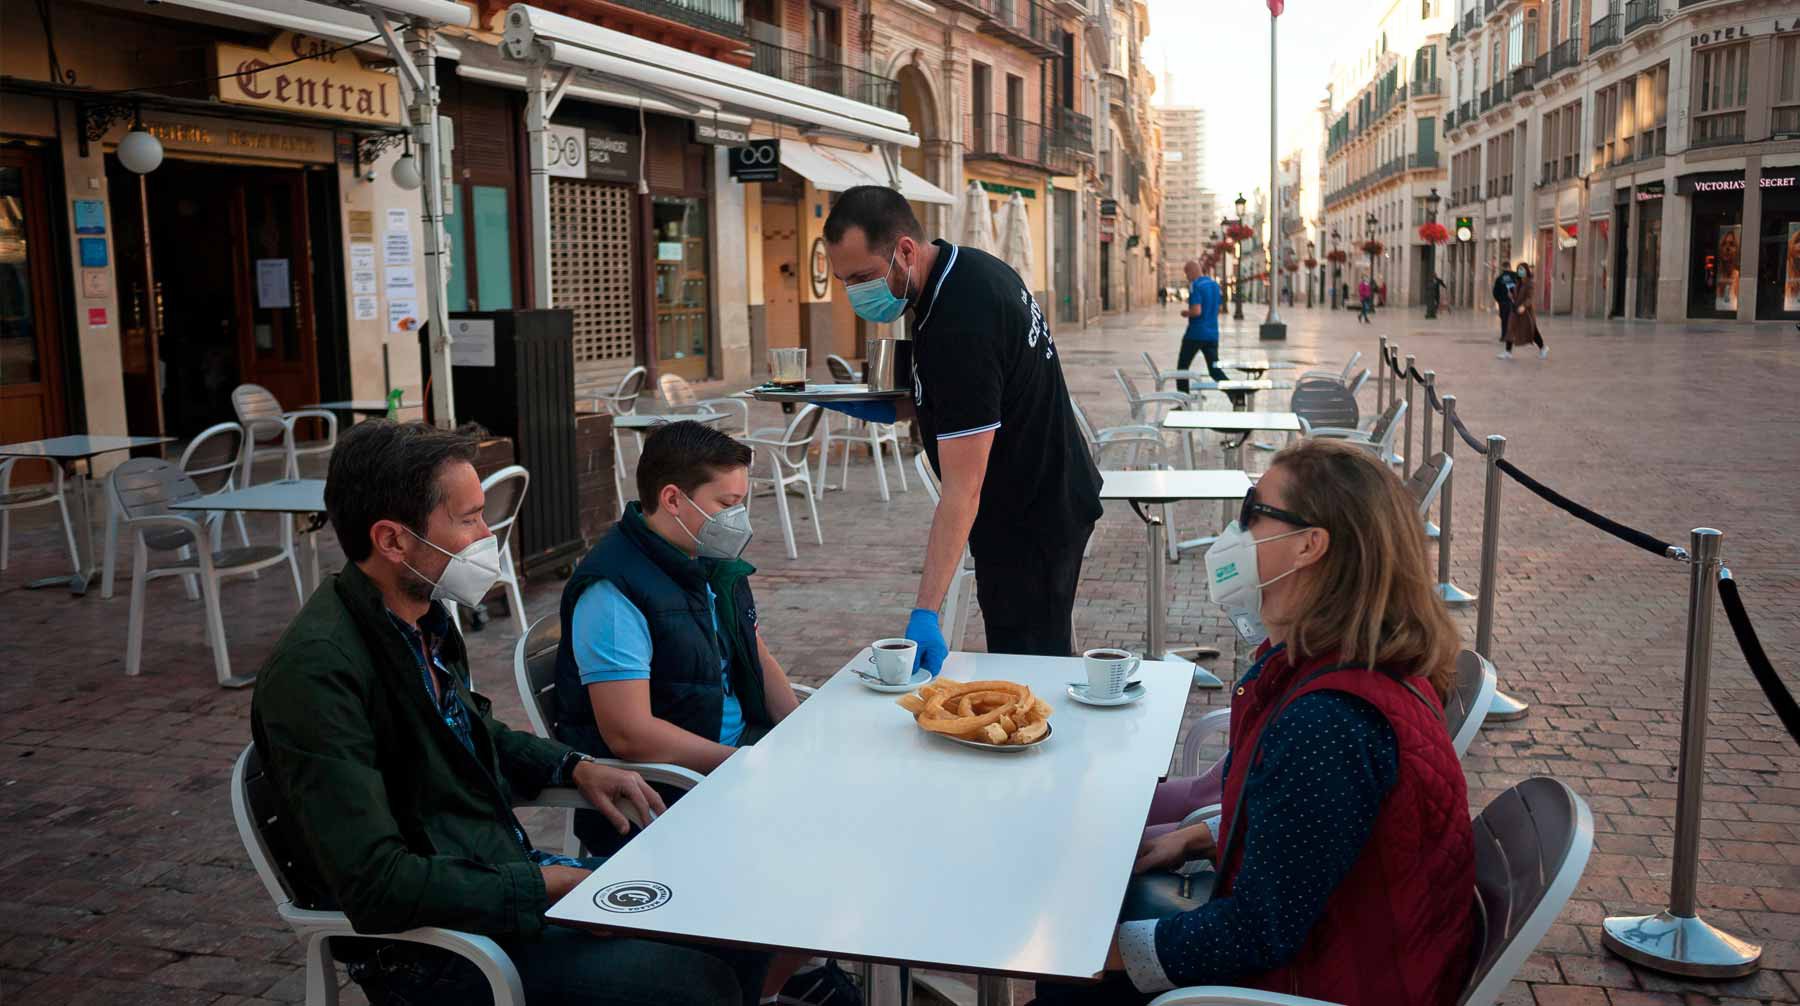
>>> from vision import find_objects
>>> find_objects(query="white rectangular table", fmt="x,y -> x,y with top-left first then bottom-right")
1102,470 -> 1252,688
173,479 -> 329,596
305,399 -> 422,417
1161,412 -> 1301,556
548,649 -> 1195,1006
1,435 -> 173,595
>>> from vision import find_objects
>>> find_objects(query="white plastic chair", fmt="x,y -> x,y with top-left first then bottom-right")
103,422 -> 258,600
1297,352 -> 1363,384
232,384 -> 338,484
915,452 -> 978,651
583,365 -> 648,417
742,404 -> 826,559
658,372 -> 750,436
1070,395 -> 1167,469
1146,777 -> 1592,1006
462,466 -> 530,635
1405,451 -> 1453,540
110,458 -> 301,686
1115,368 -> 1196,425
0,456 -> 79,578
815,354 -> 908,502
1141,351 -> 1220,395
1303,398 -> 1406,466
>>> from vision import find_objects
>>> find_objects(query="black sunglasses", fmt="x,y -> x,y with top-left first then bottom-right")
1240,485 -> 1311,530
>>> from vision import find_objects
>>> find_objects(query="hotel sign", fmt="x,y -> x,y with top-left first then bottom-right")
212,32 -> 403,125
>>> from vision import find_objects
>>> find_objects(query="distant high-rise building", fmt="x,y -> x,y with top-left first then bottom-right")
1157,106 -> 1209,285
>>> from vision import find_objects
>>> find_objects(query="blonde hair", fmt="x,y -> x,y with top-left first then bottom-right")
1268,439 -> 1460,696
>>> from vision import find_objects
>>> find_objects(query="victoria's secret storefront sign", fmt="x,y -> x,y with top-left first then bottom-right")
212,32 -> 403,126
1677,169 -> 1800,196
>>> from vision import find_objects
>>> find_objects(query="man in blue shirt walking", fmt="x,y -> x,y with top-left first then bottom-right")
1176,260 -> 1229,393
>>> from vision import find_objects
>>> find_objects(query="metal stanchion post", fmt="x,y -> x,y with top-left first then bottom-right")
1436,395 -> 1475,606
1475,435 -> 1529,721
1377,336 -> 1388,410
1401,354 -> 1416,476
1421,370 -> 1439,539
1602,529 -> 1763,978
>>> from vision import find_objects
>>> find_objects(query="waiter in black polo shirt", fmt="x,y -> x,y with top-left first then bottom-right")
820,186 -> 1102,674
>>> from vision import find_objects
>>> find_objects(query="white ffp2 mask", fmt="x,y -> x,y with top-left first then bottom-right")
1203,521 -> 1309,644
404,528 -> 503,609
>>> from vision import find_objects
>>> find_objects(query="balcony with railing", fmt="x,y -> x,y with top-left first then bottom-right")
750,32 -> 899,110
1463,9 -> 1478,31
1448,24 -> 1463,47
1460,99 -> 1475,121
1691,111 -> 1745,149
975,0 -> 1062,56
1590,14 -> 1621,52
1408,151 -> 1440,169
1485,0 -> 1506,16
966,113 -> 1074,172
1511,63 -> 1537,95
1445,110 -> 1459,132
1412,78 -> 1444,98
1051,106 -> 1094,158
1624,0 -> 1664,34
1479,87 -> 1493,112
620,0 -> 748,38
1551,36 -> 1582,73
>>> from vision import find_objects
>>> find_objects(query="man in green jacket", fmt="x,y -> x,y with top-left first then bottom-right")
252,420 -> 769,1006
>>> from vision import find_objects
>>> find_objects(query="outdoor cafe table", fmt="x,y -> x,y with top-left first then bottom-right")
1101,469 -> 1253,688
1,435 -> 173,595
1162,412 -> 1301,559
173,479 -> 328,598
547,649 -> 1195,1006
1214,359 -> 1298,381
304,399 -> 422,418
1209,378 -> 1277,412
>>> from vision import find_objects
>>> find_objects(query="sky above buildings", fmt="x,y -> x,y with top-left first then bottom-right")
1145,0 -> 1370,199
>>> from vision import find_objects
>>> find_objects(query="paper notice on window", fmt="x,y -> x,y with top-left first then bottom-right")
352,269 -> 377,296
388,297 -> 420,335
354,295 -> 379,321
351,243 -> 376,270
387,207 -> 410,233
256,259 -> 292,309
385,266 -> 416,294
384,231 -> 413,266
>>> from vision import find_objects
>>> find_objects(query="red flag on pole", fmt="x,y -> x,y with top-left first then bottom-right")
1268,0 -> 1284,14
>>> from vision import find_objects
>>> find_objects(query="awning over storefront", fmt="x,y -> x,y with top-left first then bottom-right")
454,41 -> 751,129
500,4 -> 917,149
141,0 -> 463,58
777,143 -> 955,206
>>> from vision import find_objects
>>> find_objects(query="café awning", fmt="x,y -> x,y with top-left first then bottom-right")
452,41 -> 751,130
778,143 -> 956,206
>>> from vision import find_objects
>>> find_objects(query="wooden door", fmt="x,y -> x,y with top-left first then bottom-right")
233,170 -> 318,410
0,145 -> 67,449
762,199 -> 802,351
109,166 -> 164,441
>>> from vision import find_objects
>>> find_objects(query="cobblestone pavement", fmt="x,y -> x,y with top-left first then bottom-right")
3,302 -> 1798,1006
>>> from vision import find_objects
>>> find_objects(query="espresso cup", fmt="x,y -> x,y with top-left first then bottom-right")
869,638 -> 918,685
1082,647 -> 1140,698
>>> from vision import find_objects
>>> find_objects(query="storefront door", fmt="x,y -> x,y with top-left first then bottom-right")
1635,201 -> 1661,320
650,196 -> 710,380
1054,188 -> 1075,324
762,198 -> 802,351
0,144 -> 66,449
1612,204 -> 1630,318
234,170 -> 318,411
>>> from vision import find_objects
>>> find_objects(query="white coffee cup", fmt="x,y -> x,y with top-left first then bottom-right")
869,638 -> 919,685
1082,647 -> 1140,698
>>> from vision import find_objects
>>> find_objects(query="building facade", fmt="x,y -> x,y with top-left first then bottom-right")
1443,0 -> 1800,323
1158,105 -> 1209,285
1319,0 -> 1454,310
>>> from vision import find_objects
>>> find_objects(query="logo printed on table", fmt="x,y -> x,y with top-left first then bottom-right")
595,881 -> 673,914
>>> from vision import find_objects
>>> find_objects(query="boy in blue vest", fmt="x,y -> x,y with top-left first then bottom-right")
552,421 -> 858,1006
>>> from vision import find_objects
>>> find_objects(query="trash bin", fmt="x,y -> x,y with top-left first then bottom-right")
421,310 -> 585,577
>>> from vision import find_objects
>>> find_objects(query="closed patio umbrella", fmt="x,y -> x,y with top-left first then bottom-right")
998,191 -> 1034,283
957,180 -> 996,255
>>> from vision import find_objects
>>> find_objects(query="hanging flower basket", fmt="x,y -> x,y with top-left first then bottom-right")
1326,249 -> 1348,264
1225,222 -> 1257,243
1285,262 -> 1300,272
1360,239 -> 1385,256
1303,257 -> 1319,269
1214,239 -> 1236,254
1418,221 -> 1450,245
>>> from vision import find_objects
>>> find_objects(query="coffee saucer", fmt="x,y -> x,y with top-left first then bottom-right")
1067,681 -> 1148,707
858,667 -> 933,693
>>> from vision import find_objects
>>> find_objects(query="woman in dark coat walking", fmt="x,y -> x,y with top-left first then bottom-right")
1502,262 -> 1547,360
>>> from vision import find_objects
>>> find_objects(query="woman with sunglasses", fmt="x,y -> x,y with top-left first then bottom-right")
1034,440 -> 1474,1006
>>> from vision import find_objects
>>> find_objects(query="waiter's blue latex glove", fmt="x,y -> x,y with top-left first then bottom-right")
820,400 -> 899,425
905,608 -> 949,676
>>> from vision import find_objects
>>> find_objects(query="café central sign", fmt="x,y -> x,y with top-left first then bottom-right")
212,32 -> 402,126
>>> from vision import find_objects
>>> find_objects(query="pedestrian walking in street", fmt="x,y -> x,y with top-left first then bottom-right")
1176,260 -> 1228,393
1158,284 -> 1169,308
1504,262 -> 1548,360
821,185 -> 1102,671
1491,263 -> 1520,358
1357,278 -> 1373,324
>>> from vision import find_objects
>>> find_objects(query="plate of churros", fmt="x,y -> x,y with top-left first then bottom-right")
895,678 -> 1053,752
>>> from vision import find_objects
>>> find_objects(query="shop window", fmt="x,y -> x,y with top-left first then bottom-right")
1694,44 -> 1749,147
1688,193 -> 1742,319
1756,169 -> 1800,319
473,186 -> 513,311
1776,36 -> 1800,137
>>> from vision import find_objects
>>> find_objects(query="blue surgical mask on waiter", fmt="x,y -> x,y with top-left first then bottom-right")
846,239 -> 914,324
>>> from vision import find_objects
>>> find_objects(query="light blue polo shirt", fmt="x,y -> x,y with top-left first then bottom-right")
571,580 -> 745,746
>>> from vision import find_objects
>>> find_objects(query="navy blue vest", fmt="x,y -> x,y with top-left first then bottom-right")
551,504 -> 769,759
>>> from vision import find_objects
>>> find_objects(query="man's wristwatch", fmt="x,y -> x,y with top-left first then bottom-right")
560,750 -> 603,782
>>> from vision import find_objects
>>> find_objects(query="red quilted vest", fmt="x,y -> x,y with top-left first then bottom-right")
1213,645 -> 1475,1005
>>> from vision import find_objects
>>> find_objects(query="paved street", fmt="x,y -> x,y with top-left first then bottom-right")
2,301 -> 1798,1005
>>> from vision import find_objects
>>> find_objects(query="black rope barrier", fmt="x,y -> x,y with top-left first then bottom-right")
1389,355 -> 1408,379
1450,410 -> 1488,454
1407,365 -> 1427,383
1495,458 -> 1686,559
1425,382 -> 1445,414
1717,572 -> 1800,747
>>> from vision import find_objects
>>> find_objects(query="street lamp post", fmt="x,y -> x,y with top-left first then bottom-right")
1306,240 -> 1316,308
1424,186 -> 1442,319
1330,227 -> 1341,309
1260,8 -> 1286,341
1365,211 -> 1379,308
1232,194 -> 1247,321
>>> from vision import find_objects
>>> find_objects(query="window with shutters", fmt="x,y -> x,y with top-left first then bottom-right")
1776,35 -> 1800,136
551,180 -> 639,385
1694,44 -> 1749,147
1636,64 -> 1666,157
